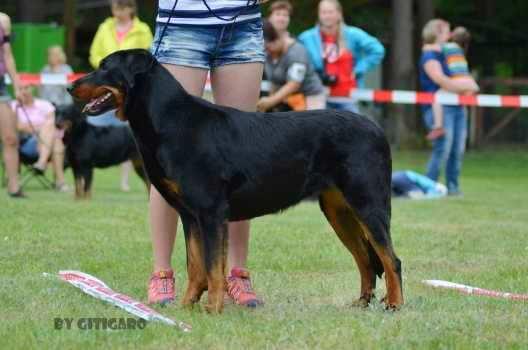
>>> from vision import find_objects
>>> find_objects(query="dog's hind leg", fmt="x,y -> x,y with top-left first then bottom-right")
84,168 -> 93,199
180,214 -> 208,308
319,188 -> 378,307
341,184 -> 403,310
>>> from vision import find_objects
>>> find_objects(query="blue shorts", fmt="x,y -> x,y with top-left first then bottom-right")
151,19 -> 265,70
20,135 -> 39,159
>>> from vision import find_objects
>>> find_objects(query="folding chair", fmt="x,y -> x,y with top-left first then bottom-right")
18,135 -> 55,190
0,136 -> 55,191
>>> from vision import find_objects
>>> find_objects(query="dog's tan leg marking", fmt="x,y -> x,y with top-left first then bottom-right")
205,223 -> 228,314
161,178 -> 182,196
74,178 -> 85,200
357,219 -> 403,310
181,225 -> 208,308
320,188 -> 376,306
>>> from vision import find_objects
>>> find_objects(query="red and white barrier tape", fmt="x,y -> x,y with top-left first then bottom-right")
334,90 -> 528,108
6,73 -> 85,86
7,73 -> 528,108
423,279 -> 528,301
44,270 -> 192,332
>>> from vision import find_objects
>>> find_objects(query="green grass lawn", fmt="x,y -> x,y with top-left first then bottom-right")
1,150 -> 527,349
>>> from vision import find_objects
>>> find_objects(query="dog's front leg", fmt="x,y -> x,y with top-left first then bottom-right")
181,214 -> 208,308
198,215 -> 228,314
74,176 -> 85,199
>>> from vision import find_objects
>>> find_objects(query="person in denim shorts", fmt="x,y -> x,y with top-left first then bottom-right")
147,0 -> 267,308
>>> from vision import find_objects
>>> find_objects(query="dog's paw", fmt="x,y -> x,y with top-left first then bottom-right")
381,295 -> 403,311
204,303 -> 224,314
350,295 -> 374,308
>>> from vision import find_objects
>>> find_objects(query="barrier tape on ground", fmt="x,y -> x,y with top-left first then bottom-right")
423,279 -> 528,301
6,73 -> 528,108
43,271 -> 192,332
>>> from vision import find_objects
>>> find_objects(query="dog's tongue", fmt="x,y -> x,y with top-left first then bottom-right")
82,99 -> 98,113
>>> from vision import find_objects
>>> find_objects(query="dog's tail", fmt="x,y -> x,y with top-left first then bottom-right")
367,241 -> 384,278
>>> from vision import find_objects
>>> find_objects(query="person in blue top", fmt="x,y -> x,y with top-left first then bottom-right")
419,19 -> 479,196
299,0 -> 384,112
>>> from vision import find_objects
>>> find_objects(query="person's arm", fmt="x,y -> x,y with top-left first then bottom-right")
424,60 -> 479,94
351,27 -> 385,77
89,25 -> 106,69
12,103 -> 32,133
0,14 -> 21,100
257,81 -> 300,112
258,52 -> 308,112
139,23 -> 154,49
17,120 -> 33,133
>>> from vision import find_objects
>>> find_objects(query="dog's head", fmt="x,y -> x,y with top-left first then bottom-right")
55,104 -> 84,132
68,49 -> 155,120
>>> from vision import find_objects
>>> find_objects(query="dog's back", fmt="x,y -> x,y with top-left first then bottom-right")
84,125 -> 138,167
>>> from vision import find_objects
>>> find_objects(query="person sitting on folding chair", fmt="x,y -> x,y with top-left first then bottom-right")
10,83 -> 68,192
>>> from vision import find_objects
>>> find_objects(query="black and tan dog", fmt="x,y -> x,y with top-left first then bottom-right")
55,104 -> 149,199
69,49 -> 403,313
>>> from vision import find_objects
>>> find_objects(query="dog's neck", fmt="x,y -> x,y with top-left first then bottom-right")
125,64 -> 193,133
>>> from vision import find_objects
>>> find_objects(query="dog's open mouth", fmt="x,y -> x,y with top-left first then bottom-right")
82,90 -> 117,115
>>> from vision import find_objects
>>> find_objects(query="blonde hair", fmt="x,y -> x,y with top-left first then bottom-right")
47,45 -> 67,65
110,0 -> 137,17
318,0 -> 346,50
422,19 -> 449,44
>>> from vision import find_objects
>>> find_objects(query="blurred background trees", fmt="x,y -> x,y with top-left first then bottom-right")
3,0 -> 527,146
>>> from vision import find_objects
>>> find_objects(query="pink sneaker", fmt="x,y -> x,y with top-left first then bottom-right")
226,267 -> 263,308
147,269 -> 175,306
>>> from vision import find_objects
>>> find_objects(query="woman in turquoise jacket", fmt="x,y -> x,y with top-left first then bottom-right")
299,0 -> 384,112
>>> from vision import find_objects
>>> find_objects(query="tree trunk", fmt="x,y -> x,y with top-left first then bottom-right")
64,0 -> 77,64
417,0 -> 435,33
389,0 -> 416,147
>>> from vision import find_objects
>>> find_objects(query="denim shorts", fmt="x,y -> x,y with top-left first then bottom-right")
151,19 -> 265,69
0,76 -> 11,103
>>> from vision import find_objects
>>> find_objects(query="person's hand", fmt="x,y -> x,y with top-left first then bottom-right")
257,96 -> 275,112
18,123 -> 32,134
463,80 -> 479,95
14,85 -> 23,101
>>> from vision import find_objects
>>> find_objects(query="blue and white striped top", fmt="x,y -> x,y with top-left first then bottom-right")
156,0 -> 262,26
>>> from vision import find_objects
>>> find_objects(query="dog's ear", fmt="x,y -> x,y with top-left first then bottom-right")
121,50 -> 155,89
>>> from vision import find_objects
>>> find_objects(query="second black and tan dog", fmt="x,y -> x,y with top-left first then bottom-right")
69,49 -> 403,313
55,104 -> 149,199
